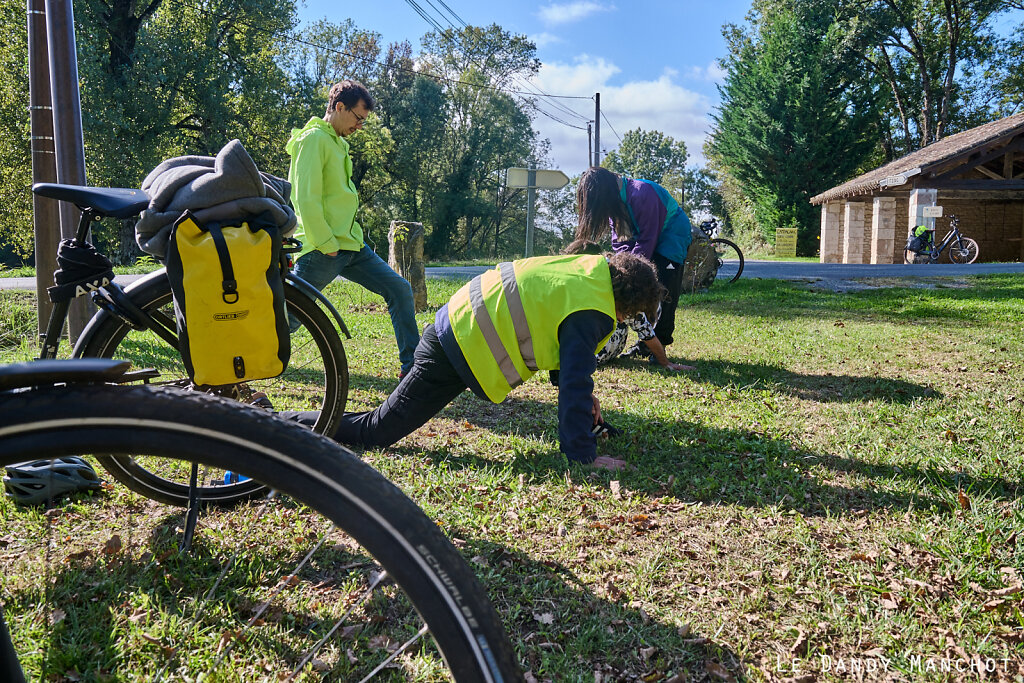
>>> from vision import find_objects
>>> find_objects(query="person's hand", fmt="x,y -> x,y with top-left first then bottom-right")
590,456 -> 630,471
661,362 -> 696,372
325,251 -> 338,256
591,394 -> 602,425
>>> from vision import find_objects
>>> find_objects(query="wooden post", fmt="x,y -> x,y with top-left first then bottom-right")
388,221 -> 427,312
870,196 -> 897,264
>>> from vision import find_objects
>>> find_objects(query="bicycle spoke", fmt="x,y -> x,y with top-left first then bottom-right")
355,624 -> 430,683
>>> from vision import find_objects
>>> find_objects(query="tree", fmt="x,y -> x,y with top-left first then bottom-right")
0,0 -> 32,262
601,129 -> 688,185
416,25 -> 538,257
708,0 -> 876,254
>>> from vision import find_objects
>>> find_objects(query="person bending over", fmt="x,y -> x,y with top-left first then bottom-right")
285,252 -> 664,470
576,167 -> 694,354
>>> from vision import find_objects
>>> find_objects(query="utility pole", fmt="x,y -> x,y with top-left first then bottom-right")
525,162 -> 536,258
593,92 -> 601,167
45,0 -> 91,340
28,0 -> 58,336
587,122 -> 592,168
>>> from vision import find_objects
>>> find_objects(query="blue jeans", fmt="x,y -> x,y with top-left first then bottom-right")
294,245 -> 419,373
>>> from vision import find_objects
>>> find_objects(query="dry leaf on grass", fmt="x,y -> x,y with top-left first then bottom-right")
610,480 -> 622,500
705,660 -> 735,682
533,612 -> 556,625
957,489 -> 971,511
103,534 -> 122,555
790,628 -> 809,656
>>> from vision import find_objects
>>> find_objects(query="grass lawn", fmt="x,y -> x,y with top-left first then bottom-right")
1,274 -> 1022,681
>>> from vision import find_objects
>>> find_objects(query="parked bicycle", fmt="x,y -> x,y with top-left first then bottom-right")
903,214 -> 980,264
697,218 -> 744,283
31,183 -> 351,507
0,358 -> 522,681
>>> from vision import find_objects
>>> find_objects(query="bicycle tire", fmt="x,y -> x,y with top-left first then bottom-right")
0,384 -> 521,682
76,273 -> 348,507
949,237 -> 979,264
709,238 -> 744,283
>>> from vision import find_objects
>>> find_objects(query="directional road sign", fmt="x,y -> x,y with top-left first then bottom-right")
506,167 -> 569,189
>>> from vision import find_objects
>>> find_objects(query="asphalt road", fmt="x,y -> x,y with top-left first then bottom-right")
2,260 -> 1023,291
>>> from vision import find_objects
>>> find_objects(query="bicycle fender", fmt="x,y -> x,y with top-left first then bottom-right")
285,273 -> 352,339
71,269 -> 171,358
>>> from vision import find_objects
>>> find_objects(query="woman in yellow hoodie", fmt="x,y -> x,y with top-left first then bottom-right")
287,80 -> 419,375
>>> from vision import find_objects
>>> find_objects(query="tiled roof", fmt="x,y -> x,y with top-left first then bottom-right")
810,112 -> 1024,205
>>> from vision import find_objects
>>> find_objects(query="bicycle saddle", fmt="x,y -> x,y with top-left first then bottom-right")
32,183 -> 150,219
0,359 -> 133,391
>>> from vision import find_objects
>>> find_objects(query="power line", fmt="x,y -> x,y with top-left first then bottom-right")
404,0 -> 593,126
165,0 -> 593,107
600,109 -> 624,146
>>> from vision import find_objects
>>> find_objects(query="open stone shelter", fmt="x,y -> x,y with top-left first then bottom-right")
811,112 -> 1024,264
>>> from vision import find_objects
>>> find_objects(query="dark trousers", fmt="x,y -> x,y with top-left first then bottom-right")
652,252 -> 684,347
283,324 -> 467,448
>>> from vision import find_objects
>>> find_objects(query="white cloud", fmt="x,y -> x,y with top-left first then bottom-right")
530,32 -> 562,48
537,1 -> 613,26
686,61 -> 727,83
528,55 -> 715,177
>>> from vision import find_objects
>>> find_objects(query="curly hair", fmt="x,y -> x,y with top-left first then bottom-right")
326,80 -> 375,116
576,167 -> 634,243
606,251 -> 665,322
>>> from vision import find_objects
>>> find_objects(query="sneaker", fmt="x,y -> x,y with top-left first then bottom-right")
248,392 -> 273,410
622,342 -> 650,360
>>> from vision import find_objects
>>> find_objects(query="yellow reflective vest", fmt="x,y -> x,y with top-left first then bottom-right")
447,255 -> 617,403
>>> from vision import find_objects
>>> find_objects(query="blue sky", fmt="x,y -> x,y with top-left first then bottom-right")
295,0 -> 754,174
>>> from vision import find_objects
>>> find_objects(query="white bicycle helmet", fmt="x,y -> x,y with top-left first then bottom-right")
3,458 -> 103,506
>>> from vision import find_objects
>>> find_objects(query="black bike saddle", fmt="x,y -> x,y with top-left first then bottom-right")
32,183 -> 149,219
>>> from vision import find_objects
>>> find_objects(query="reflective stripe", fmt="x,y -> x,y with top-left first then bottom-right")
499,262 -> 537,371
469,276 -> 523,390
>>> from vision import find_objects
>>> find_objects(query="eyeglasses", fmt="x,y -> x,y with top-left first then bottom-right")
349,108 -> 367,124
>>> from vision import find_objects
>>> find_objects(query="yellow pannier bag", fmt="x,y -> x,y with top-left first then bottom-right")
166,210 -> 289,386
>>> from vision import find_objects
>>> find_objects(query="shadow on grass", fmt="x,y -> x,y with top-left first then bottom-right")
2,508 -> 447,679
620,358 -> 943,403
449,536 -> 745,681
395,395 -> 1019,517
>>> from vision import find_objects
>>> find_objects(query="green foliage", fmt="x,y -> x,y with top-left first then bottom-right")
0,0 -> 33,263
708,0 -> 876,255
601,128 -> 688,186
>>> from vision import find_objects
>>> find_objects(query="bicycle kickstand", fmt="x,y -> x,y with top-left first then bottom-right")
179,463 -> 201,552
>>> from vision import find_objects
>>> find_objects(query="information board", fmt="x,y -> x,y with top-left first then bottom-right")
775,227 -> 798,257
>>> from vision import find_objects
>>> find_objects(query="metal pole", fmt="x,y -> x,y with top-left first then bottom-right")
28,0 -> 58,337
593,93 -> 600,167
525,163 -> 536,258
45,0 -> 91,341
587,122 -> 592,168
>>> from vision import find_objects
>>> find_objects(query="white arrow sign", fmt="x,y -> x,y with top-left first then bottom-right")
506,167 -> 569,189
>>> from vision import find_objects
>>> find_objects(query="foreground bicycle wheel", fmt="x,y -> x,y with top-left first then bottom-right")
709,238 -> 744,283
76,271 -> 348,507
0,384 -> 521,681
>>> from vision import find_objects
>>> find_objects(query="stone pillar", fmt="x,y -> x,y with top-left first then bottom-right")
388,221 -> 427,312
842,202 -> 866,264
907,188 -> 937,241
870,196 -> 897,264
820,201 -> 843,263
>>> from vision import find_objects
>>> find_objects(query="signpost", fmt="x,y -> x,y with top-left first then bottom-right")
505,166 -> 570,257
922,206 -> 943,218
775,227 -> 798,257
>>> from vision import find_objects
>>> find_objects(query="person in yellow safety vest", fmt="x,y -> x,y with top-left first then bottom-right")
283,251 -> 665,470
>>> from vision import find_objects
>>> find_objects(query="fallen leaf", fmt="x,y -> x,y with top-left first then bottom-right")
51,608 -> 66,625
103,535 -> 123,556
533,612 -> 556,625
879,592 -> 902,610
639,645 -> 658,661
705,660 -> 735,682
982,599 -> 1007,611
610,480 -> 621,500
957,490 -> 971,511
790,628 -> 809,656
677,623 -> 691,638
